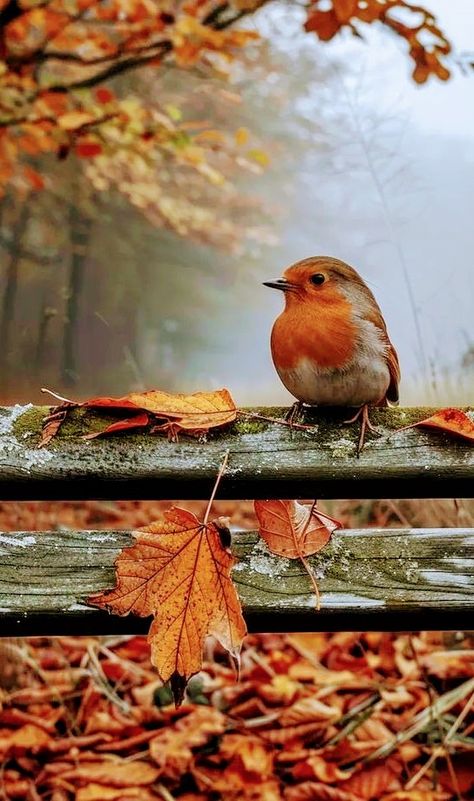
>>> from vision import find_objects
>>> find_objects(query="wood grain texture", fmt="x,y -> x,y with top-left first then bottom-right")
0,528 -> 472,635
0,405 -> 473,500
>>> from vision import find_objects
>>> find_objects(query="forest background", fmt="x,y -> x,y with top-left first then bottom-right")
1,0 -> 473,409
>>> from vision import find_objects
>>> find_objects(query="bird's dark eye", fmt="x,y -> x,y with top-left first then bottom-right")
310,273 -> 325,285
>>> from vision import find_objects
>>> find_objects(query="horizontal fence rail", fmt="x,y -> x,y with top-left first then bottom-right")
0,528 -> 472,635
0,405 -> 473,499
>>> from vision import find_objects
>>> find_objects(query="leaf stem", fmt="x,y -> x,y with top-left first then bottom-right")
156,783 -> 176,801
203,449 -> 229,526
237,410 -> 315,432
41,387 -> 76,404
300,554 -> 321,611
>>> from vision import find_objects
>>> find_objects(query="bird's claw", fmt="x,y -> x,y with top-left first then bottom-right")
343,404 -> 381,456
285,401 -> 304,427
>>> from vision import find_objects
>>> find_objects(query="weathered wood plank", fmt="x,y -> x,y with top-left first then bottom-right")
0,405 -> 473,500
0,528 -> 472,635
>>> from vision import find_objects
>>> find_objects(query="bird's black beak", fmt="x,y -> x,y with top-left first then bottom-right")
263,279 -> 297,292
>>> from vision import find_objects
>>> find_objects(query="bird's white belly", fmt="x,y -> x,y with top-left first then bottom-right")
278,356 -> 390,407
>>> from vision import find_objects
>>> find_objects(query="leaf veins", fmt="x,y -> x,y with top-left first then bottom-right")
89,506 -> 246,705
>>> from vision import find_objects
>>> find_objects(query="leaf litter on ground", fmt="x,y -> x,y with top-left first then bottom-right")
0,630 -> 472,801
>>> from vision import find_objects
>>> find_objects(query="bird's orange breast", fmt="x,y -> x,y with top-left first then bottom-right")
270,296 -> 357,370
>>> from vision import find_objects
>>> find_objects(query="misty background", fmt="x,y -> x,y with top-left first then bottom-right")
1,0 -> 473,407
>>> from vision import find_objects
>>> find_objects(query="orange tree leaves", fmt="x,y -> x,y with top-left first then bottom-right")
304,0 -> 451,84
0,0 -> 263,245
89,506 -> 247,705
0,0 -> 455,210
254,500 -> 341,610
40,387 -> 237,445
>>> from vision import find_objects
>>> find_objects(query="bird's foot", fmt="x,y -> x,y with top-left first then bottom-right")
343,404 -> 381,457
285,401 -> 304,428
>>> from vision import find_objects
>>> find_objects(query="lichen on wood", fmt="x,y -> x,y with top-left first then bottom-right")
0,528 -> 472,636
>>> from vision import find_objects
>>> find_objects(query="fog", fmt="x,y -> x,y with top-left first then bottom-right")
1,0 -> 473,407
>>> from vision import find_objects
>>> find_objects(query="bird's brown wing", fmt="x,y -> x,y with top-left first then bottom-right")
364,306 -> 400,405
385,341 -> 400,404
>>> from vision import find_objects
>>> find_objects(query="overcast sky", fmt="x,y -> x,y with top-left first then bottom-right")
225,0 -> 474,405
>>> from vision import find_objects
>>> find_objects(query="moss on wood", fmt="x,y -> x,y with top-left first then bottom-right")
11,406 -> 48,442
3,404 -> 474,502
12,403 -> 468,445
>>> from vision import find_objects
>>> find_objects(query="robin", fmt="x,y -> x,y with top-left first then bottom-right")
264,256 -> 400,454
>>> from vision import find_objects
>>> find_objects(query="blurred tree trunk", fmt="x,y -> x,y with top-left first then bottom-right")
62,205 -> 92,386
0,200 -> 30,384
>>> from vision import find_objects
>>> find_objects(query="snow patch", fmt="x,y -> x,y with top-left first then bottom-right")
323,593 -> 386,607
420,569 -> 473,587
0,534 -> 36,547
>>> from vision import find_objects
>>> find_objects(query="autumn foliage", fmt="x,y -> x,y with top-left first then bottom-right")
304,0 -> 452,84
254,500 -> 341,609
89,498 -> 341,703
0,0 -> 456,226
0,630 -> 473,800
0,495 -> 473,797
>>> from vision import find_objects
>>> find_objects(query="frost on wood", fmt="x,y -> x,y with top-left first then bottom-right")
234,539 -> 292,577
0,534 -> 36,547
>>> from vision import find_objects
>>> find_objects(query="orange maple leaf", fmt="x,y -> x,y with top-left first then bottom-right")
254,500 -> 341,610
397,407 -> 474,443
254,500 -> 340,558
89,506 -> 246,704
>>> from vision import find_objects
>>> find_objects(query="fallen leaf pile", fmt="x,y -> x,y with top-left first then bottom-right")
40,387 -> 238,446
0,631 -> 473,801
